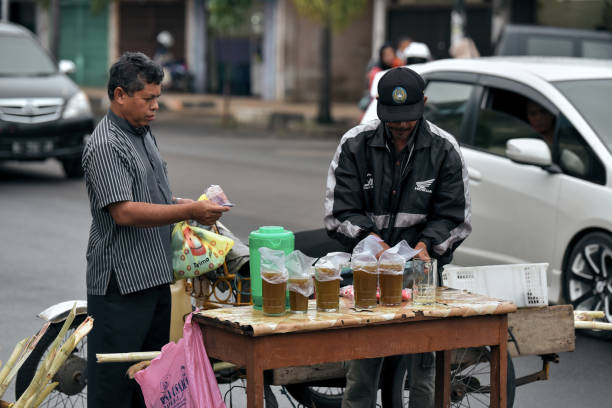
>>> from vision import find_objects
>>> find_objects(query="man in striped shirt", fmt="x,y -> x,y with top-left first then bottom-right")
82,52 -> 229,408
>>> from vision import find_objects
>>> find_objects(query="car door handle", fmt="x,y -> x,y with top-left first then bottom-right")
468,167 -> 482,182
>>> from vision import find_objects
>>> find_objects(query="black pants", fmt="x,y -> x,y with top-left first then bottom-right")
87,273 -> 171,408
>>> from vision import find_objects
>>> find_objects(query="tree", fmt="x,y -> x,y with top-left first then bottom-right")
292,0 -> 367,124
207,0 -> 252,125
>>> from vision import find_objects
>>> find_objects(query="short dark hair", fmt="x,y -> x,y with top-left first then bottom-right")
107,52 -> 164,100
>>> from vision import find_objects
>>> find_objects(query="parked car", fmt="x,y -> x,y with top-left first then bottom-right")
495,24 -> 612,59
0,22 -> 94,178
362,58 -> 612,332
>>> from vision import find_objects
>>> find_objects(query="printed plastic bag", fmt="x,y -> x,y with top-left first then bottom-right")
351,235 -> 383,273
259,247 -> 288,284
135,313 -> 225,408
315,252 -> 351,282
286,250 -> 316,297
172,222 -> 234,280
378,240 -> 421,275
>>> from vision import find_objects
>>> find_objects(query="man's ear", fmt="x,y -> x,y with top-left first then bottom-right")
113,87 -> 127,105
423,95 -> 428,105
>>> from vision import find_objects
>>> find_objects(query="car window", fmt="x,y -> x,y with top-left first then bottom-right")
526,37 -> 573,57
471,88 -> 543,156
423,81 -> 474,139
583,40 -> 612,59
0,35 -> 56,76
557,116 -> 606,185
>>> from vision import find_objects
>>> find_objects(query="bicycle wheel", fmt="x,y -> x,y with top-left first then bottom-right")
15,314 -> 88,407
380,349 -> 515,408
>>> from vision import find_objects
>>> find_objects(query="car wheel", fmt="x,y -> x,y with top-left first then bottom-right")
61,157 -> 84,179
563,231 -> 612,339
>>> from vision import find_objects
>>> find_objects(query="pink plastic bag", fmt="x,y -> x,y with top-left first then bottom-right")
135,313 -> 225,408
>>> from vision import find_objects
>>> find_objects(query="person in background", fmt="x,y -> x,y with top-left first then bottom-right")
325,67 -> 472,408
396,37 -> 413,63
367,42 -> 401,90
402,41 -> 433,65
83,52 -> 229,408
526,99 -> 555,147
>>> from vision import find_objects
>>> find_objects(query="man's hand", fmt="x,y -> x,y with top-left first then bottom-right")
414,241 -> 430,260
369,232 -> 391,259
189,200 -> 230,226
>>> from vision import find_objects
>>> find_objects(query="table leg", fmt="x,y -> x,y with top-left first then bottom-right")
435,350 -> 451,408
246,356 -> 265,408
490,317 -> 508,408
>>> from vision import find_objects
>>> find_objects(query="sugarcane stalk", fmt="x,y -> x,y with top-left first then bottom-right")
575,320 -> 612,330
574,310 -> 605,321
97,351 -> 161,363
29,382 -> 57,408
14,305 -> 82,408
0,327 -> 47,403
213,362 -> 236,372
45,317 -> 92,378
0,339 -> 27,398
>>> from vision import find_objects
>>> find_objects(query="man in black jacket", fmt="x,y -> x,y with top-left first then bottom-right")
324,67 -> 471,408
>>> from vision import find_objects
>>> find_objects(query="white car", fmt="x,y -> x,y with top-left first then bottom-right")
362,58 -> 612,329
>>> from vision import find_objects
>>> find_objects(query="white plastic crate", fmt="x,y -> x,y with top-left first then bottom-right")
441,263 -> 549,307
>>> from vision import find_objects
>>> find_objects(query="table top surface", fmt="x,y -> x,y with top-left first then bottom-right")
193,287 -> 517,336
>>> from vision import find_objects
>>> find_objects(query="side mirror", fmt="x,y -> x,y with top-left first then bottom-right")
59,60 -> 76,74
506,138 -> 552,167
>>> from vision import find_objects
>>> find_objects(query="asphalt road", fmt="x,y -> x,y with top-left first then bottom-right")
0,114 -> 610,407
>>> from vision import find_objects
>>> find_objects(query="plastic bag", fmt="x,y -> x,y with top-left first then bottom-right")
351,235 -> 383,274
205,185 -> 234,207
259,247 -> 288,284
172,222 -> 234,280
315,252 -> 350,282
135,313 -> 225,408
286,250 -> 315,297
378,240 -> 421,275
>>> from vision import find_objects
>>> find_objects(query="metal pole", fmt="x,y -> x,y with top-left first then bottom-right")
1,0 -> 9,22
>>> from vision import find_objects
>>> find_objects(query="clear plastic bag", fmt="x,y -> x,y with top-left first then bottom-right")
205,184 -> 233,207
378,240 -> 420,275
286,250 -> 316,297
351,235 -> 383,273
315,252 -> 350,281
259,247 -> 288,284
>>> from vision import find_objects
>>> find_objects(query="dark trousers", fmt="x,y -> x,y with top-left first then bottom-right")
87,273 -> 171,408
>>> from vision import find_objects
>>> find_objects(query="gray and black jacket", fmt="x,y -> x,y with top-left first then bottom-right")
324,118 -> 471,265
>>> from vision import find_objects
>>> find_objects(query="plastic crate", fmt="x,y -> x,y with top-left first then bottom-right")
441,263 -> 549,307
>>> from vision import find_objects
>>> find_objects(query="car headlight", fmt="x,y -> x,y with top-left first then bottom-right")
63,91 -> 92,119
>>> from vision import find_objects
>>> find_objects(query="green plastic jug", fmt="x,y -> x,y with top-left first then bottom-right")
249,226 -> 294,310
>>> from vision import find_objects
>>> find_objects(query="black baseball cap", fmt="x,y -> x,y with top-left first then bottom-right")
377,67 -> 426,122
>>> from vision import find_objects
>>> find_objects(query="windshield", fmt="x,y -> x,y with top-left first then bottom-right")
0,35 -> 57,76
555,79 -> 612,155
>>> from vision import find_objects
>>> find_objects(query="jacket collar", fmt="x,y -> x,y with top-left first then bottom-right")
369,119 -> 431,150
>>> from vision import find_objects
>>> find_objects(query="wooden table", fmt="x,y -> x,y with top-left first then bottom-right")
193,287 -> 516,408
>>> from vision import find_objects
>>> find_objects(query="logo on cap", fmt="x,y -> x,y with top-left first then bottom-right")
391,87 -> 407,104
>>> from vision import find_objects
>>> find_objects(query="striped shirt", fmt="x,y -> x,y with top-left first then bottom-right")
82,110 -> 174,295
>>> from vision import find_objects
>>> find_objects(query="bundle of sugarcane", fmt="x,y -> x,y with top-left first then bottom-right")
0,323 -> 50,402
9,303 -> 93,408
574,311 -> 612,330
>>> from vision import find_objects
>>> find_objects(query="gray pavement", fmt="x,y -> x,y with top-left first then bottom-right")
0,113 -> 610,407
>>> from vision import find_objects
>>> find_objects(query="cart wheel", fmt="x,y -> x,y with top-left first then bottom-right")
380,349 -> 515,408
563,231 -> 612,339
15,315 -> 88,407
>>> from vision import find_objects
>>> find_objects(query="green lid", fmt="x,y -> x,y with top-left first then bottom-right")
249,226 -> 293,239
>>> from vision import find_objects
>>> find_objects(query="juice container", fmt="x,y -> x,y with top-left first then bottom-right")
249,226 -> 294,310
